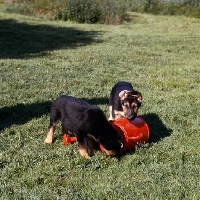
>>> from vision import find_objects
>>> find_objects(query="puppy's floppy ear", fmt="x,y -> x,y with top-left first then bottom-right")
119,90 -> 129,100
137,94 -> 142,103
130,91 -> 142,103
135,92 -> 142,103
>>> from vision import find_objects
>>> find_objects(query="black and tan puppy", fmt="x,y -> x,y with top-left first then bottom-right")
109,81 -> 142,120
44,95 -> 123,159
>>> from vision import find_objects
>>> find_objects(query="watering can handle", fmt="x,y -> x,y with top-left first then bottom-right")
128,132 -> 144,141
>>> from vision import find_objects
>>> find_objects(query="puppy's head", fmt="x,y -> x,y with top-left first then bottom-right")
87,108 -> 124,156
98,123 -> 124,156
119,90 -> 142,120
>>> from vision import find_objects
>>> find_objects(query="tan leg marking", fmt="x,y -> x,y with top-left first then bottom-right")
78,142 -> 90,159
108,106 -> 113,120
44,121 -> 58,144
102,148 -> 117,156
44,127 -> 55,144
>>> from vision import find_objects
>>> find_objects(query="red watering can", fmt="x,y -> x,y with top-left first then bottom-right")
100,117 -> 150,153
63,117 -> 150,154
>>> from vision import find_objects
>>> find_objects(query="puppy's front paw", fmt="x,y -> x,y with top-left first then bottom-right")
84,154 -> 91,159
108,116 -> 113,121
79,150 -> 91,159
79,147 -> 91,159
44,137 -> 53,144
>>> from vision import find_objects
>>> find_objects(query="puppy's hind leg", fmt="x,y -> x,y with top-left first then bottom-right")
44,125 -> 55,144
44,109 -> 59,144
44,106 -> 61,144
44,121 -> 58,144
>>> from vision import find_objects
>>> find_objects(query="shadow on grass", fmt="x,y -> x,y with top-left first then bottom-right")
0,99 -> 172,146
0,19 -> 102,59
0,97 -> 109,132
141,113 -> 172,143
119,113 -> 172,158
0,101 -> 52,132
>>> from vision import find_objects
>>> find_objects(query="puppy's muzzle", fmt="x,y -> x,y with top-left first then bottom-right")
126,110 -> 137,120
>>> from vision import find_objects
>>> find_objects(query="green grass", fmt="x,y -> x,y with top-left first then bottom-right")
1,7 -> 200,200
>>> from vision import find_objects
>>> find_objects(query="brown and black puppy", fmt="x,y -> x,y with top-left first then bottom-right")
44,95 -> 123,159
109,81 -> 142,120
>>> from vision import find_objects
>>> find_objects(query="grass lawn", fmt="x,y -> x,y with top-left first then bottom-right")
0,5 -> 200,200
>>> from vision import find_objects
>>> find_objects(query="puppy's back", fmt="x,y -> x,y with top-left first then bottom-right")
109,81 -> 133,106
51,95 -> 100,123
110,81 -> 134,96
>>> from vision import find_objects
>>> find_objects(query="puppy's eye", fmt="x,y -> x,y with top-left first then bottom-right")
132,104 -> 139,109
123,103 -> 128,108
121,100 -> 125,105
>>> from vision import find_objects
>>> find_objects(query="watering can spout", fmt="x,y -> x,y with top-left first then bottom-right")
63,134 -> 77,146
